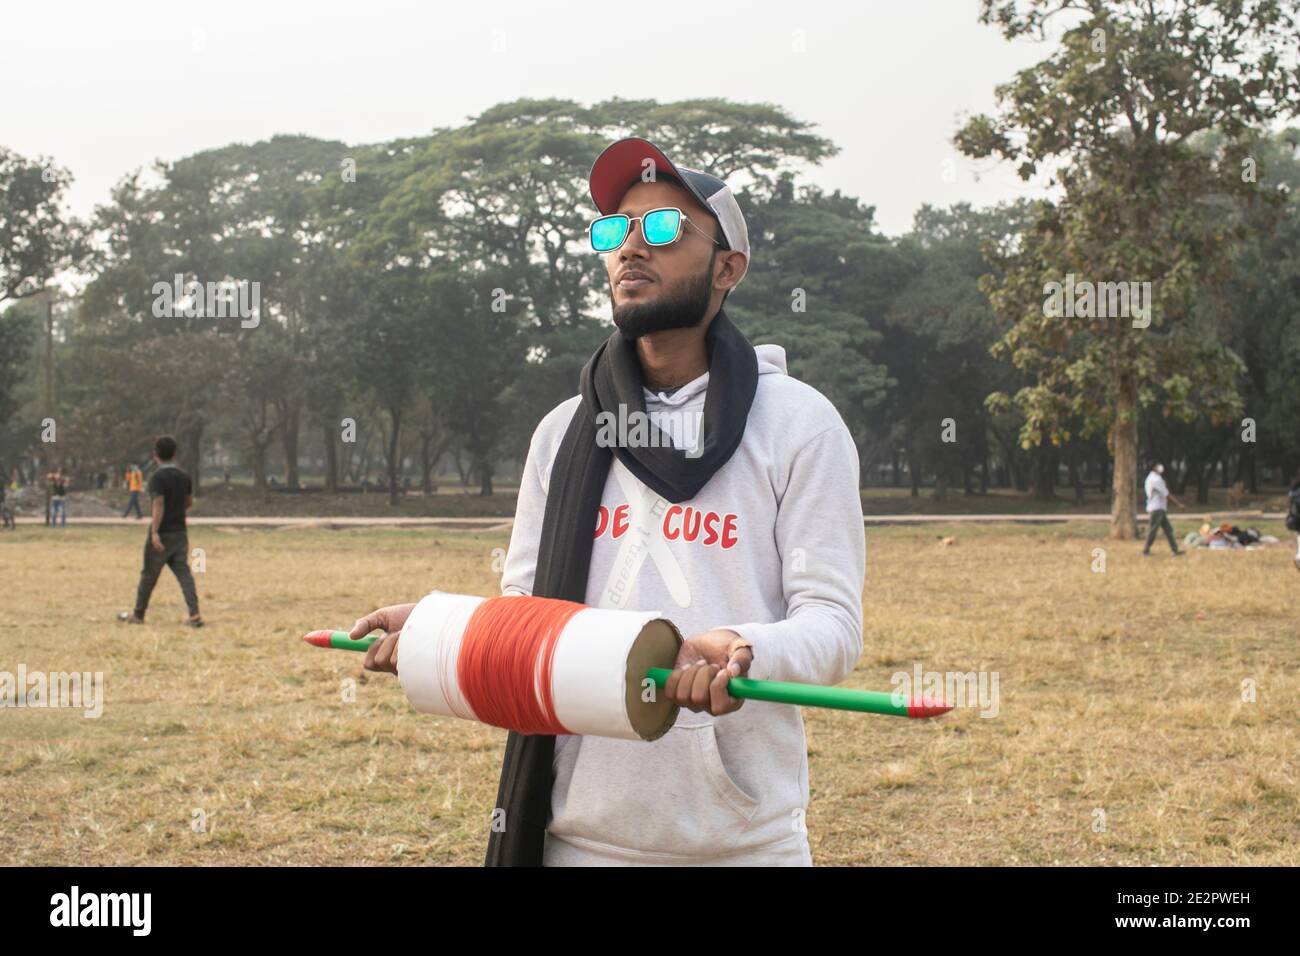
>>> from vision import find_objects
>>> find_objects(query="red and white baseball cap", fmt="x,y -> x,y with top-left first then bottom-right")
589,137 -> 749,286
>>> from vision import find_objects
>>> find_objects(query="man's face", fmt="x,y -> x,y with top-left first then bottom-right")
605,179 -> 722,338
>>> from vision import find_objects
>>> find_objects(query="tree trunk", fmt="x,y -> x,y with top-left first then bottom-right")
357,431 -> 374,486
386,408 -> 403,506
420,433 -> 434,495
183,425 -> 203,496
1069,452 -> 1084,505
1196,461 -> 1211,505
1031,446 -> 1056,502
1109,371 -> 1139,539
322,424 -> 338,493
251,441 -> 268,492
281,403 -> 301,489
905,427 -> 920,498
477,452 -> 494,497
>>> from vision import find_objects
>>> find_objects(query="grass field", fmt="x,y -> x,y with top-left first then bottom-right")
2,521 -> 1297,866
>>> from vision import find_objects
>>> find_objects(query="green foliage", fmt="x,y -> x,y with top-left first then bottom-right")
0,147 -> 81,304
957,0 -> 1299,522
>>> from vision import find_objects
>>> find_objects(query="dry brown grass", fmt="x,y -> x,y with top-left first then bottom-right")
2,521 -> 1297,865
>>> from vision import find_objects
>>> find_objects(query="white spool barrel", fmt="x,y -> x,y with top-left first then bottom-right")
398,591 -> 683,741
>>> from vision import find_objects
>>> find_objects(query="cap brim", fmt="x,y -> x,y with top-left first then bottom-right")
589,138 -> 705,214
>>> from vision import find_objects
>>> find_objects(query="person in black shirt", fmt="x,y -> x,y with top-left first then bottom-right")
48,468 -> 70,527
0,481 -> 13,530
118,435 -> 202,626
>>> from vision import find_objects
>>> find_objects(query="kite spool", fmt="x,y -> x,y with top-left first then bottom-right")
305,595 -> 953,728
397,591 -> 683,742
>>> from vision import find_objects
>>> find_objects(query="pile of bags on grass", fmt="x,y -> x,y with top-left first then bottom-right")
1183,518 -> 1281,551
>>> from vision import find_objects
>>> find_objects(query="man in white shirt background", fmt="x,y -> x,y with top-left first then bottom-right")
1143,461 -> 1185,557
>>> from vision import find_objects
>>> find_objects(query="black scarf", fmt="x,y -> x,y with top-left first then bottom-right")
483,307 -> 758,866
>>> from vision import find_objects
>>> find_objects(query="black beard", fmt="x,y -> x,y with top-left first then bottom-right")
611,253 -> 715,339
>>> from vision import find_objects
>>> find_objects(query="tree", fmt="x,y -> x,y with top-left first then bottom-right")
727,174 -> 896,481
0,305 -> 37,422
958,0 -> 1299,537
1195,128 -> 1300,490
0,148 -> 79,305
84,136 -> 354,491
884,201 -> 1037,498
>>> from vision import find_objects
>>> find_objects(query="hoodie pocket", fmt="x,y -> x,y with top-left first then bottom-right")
549,721 -> 761,857
694,722 -> 761,819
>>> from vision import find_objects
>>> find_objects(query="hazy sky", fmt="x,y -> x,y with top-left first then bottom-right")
6,0 -> 1059,236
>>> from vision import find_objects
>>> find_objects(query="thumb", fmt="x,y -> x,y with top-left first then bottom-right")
726,645 -> 753,678
350,613 -> 381,640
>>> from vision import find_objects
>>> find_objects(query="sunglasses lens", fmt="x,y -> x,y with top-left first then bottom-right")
591,215 -> 628,252
642,208 -> 681,245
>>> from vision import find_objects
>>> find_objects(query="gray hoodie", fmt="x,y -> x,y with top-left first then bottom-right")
500,342 -> 866,865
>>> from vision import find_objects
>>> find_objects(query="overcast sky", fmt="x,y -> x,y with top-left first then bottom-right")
6,0 -> 1059,236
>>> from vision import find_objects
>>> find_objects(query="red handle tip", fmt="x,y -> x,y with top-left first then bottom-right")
302,631 -> 332,647
906,698 -> 954,718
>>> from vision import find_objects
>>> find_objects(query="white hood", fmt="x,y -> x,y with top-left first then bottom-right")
755,343 -> 787,375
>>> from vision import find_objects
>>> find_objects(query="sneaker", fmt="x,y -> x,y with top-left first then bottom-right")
184,616 -> 204,628
1141,550 -> 1151,557
1172,550 -> 1185,557
117,611 -> 144,624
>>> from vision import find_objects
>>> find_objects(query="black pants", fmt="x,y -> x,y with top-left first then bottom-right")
1143,509 -> 1179,553
135,530 -> 200,618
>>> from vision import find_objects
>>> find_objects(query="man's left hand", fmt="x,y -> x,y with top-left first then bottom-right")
665,629 -> 754,716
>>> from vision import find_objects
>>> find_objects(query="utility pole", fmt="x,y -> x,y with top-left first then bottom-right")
45,294 -> 55,411
43,293 -> 55,526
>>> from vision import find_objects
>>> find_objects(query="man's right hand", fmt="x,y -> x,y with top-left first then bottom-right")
351,603 -> 416,675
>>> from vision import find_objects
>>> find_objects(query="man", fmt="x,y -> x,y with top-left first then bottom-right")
1143,461 -> 1185,556
48,468 -> 70,527
123,464 -> 144,519
352,137 -> 865,866
0,479 -> 13,530
118,436 -> 203,626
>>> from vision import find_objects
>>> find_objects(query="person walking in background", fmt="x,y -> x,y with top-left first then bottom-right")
48,468 -> 70,527
1143,461 -> 1185,557
123,464 -> 144,518
0,481 -> 14,530
117,436 -> 203,626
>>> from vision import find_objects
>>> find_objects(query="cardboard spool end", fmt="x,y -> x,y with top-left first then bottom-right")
624,617 -> 682,741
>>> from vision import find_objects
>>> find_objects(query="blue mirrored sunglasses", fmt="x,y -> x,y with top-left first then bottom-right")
586,206 -> 722,253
